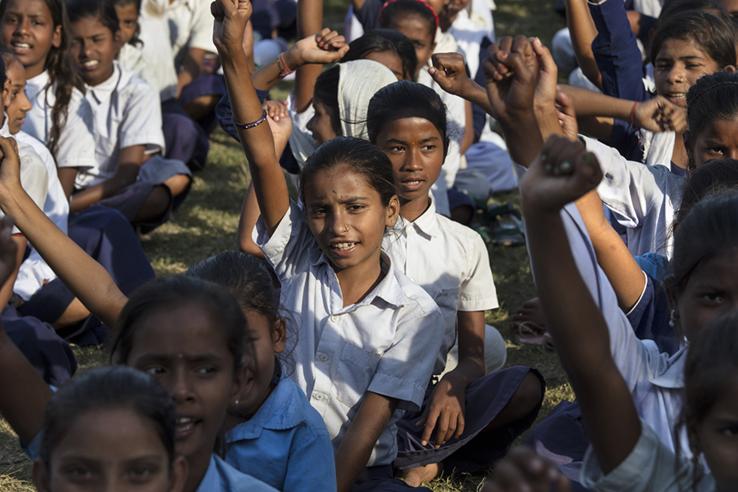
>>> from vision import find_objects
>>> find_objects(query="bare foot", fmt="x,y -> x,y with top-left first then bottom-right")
401,463 -> 442,487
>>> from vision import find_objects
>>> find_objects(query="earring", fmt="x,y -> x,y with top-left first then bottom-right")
669,309 -> 679,328
233,399 -> 240,406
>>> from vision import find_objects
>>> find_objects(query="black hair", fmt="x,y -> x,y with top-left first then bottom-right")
676,159 -> 738,229
39,366 -> 176,466
367,80 -> 449,155
344,29 -> 418,81
0,0 -> 86,156
670,190 -> 738,297
686,72 -> 738,168
313,66 -> 341,136
658,0 -> 728,20
679,311 -> 738,487
109,0 -> 143,46
187,252 -> 295,374
109,276 -> 246,370
649,10 -> 736,68
379,0 -> 437,42
0,54 -> 6,92
300,136 -> 398,206
67,0 -> 120,34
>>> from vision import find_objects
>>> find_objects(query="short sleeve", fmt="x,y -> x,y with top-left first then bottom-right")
54,90 -> 97,170
283,425 -> 337,492
255,205 -> 319,281
458,232 -> 499,311
119,78 -> 165,154
581,423 -> 699,492
187,0 -> 217,53
368,301 -> 444,410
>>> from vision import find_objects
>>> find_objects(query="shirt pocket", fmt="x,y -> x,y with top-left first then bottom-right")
332,343 -> 382,407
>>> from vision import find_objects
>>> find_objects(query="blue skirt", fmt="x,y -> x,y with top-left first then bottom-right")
395,366 -> 544,473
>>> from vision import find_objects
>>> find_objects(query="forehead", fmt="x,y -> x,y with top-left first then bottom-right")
126,305 -> 232,361
391,16 -> 434,44
656,37 -> 711,60
5,59 -> 24,83
303,164 -> 380,202
683,247 -> 738,286
4,0 -> 52,17
697,117 -> 738,143
56,407 -> 166,459
115,3 -> 139,17
377,116 -> 443,141
364,50 -> 403,78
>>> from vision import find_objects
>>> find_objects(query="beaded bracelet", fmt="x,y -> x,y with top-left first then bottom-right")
277,52 -> 294,79
235,110 -> 267,130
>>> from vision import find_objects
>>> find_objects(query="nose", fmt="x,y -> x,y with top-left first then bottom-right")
402,146 -> 423,171
327,209 -> 349,234
170,367 -> 195,404
666,64 -> 686,84
14,18 -> 30,36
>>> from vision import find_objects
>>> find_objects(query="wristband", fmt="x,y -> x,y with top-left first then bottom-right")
234,110 -> 267,130
277,52 -> 294,79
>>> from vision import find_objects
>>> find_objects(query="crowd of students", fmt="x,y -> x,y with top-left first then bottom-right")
0,0 -> 735,490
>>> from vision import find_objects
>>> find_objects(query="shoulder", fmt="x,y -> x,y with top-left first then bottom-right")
390,264 -> 442,319
435,214 -> 487,253
206,455 -> 277,492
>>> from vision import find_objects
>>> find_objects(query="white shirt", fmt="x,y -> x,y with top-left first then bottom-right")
555,202 -> 690,461
119,13 -> 179,101
69,64 -> 165,189
581,423 -> 711,491
255,205 -> 444,466
141,0 -> 216,61
13,131 -> 70,300
582,135 -> 684,258
23,71 -> 97,170
383,200 -> 498,373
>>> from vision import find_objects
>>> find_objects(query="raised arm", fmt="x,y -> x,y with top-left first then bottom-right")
0,138 -> 126,328
520,135 -> 640,473
294,0 -> 325,113
564,0 -> 601,88
212,0 -> 289,233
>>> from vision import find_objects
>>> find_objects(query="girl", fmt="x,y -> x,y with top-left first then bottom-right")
521,135 -> 738,491
213,1 -> 445,491
0,0 -> 98,173
366,80 -> 544,486
65,0 -> 191,227
189,252 -> 338,491
31,365 -> 188,492
342,29 -> 418,81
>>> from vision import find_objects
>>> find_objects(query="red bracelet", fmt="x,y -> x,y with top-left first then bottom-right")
628,101 -> 638,126
277,52 -> 294,79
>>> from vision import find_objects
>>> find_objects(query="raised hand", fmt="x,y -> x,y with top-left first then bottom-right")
264,100 -> 292,155
555,90 -> 579,141
483,36 -> 539,123
531,37 -> 558,113
520,135 -> 603,216
211,0 -> 252,59
429,52 -> 474,98
286,28 -> 349,67
633,96 -> 687,133
483,447 -> 571,492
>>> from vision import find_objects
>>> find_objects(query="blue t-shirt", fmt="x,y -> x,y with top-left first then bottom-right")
224,377 -> 337,491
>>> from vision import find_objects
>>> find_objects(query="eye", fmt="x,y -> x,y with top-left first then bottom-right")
706,147 -> 726,157
699,291 -> 725,305
194,365 -> 218,376
309,207 -> 327,217
387,145 -> 404,153
127,465 -> 158,482
421,144 -> 437,152
685,63 -> 703,70
62,464 -> 95,482
347,204 -> 366,212
143,365 -> 166,376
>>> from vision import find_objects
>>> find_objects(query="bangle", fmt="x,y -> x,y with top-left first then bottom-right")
234,110 -> 267,130
628,101 -> 638,126
277,52 -> 294,79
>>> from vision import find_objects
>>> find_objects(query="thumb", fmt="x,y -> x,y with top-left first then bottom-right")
532,37 -> 556,75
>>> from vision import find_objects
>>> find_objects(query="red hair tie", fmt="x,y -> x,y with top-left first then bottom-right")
381,0 -> 440,30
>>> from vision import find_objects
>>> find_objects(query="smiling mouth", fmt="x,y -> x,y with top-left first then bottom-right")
10,41 -> 31,51
81,60 -> 99,69
328,241 -> 359,257
175,416 -> 201,440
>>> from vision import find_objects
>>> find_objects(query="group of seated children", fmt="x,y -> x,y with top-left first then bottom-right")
0,0 -> 737,490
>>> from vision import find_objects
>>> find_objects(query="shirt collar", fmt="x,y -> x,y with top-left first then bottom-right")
88,63 -> 123,100
0,116 -> 10,137
404,199 -> 438,239
225,378 -> 304,442
649,346 -> 686,389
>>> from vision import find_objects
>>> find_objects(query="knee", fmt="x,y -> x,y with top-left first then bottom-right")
513,372 -> 545,415
164,174 -> 192,197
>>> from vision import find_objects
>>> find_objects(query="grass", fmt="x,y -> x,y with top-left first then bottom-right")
0,1 -> 566,490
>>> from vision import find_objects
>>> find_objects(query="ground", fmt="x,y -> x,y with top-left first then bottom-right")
0,1 -> 567,489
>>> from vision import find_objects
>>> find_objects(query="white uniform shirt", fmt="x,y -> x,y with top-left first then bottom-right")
68,64 -> 165,189
141,0 -> 216,60
13,131 -> 70,300
582,135 -> 684,258
383,200 -> 498,373
555,202 -> 689,461
581,423 -> 710,491
255,205 -> 444,466
23,71 -> 97,170
119,13 -> 179,101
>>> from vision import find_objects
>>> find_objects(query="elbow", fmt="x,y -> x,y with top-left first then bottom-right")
239,235 -> 264,258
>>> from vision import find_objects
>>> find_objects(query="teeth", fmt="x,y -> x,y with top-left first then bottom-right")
83,60 -> 98,68
12,42 -> 29,49
176,417 -> 193,425
332,242 -> 355,250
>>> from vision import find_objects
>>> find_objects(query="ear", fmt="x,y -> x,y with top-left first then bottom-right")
32,460 -> 50,492
2,78 -> 12,108
271,319 -> 286,354
385,194 -> 401,227
723,64 -> 736,73
168,455 -> 189,492
51,25 -> 62,49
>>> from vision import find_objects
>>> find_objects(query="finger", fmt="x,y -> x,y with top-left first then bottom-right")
533,38 -> 557,77
436,410 -> 451,446
421,407 -> 441,446
455,412 -> 465,439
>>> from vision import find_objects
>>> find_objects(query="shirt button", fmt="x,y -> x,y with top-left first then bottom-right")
317,352 -> 329,362
330,315 -> 338,322
311,392 -> 325,401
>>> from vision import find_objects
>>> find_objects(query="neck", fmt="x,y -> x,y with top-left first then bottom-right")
671,131 -> 688,170
24,62 -> 45,80
400,196 -> 431,222
185,448 -> 212,492
335,252 -> 384,307
89,66 -> 116,87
